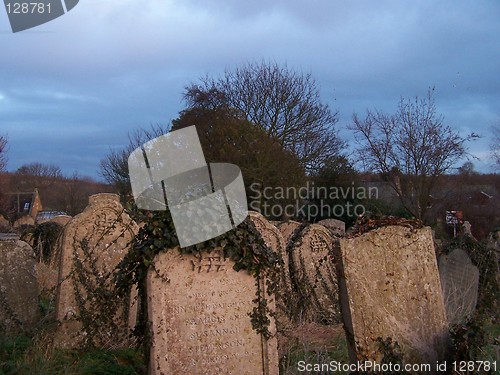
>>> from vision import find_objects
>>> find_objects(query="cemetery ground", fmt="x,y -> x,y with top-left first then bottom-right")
0,291 -> 498,374
0,196 -> 498,374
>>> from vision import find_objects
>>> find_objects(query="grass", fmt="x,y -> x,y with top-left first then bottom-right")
278,322 -> 350,374
0,333 -> 146,375
2,320 -> 498,374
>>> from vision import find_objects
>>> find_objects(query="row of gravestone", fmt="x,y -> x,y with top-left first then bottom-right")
0,193 -> 487,374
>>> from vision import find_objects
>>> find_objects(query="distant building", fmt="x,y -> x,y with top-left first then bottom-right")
6,188 -> 43,221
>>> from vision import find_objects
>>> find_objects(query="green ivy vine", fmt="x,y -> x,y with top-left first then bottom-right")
114,202 -> 281,346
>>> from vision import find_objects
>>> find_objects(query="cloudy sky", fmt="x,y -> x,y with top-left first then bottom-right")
1,0 -> 499,179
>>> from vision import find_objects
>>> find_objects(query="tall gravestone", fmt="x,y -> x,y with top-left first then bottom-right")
249,212 -> 293,328
54,193 -> 138,348
0,240 -> 39,335
147,247 -> 279,375
289,224 -> 340,324
337,225 -> 450,368
439,249 -> 479,325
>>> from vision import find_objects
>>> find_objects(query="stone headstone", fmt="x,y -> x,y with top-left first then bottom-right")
462,221 -> 475,240
487,229 -> 500,288
0,215 -> 10,231
249,211 -> 292,326
147,247 -> 279,375
0,240 -> 39,335
317,218 -> 345,236
439,249 -> 479,326
49,215 -> 72,227
276,221 -> 301,247
13,215 -> 34,228
337,226 -> 450,367
487,229 -> 500,252
54,193 -> 138,348
249,212 -> 287,266
289,224 -> 340,324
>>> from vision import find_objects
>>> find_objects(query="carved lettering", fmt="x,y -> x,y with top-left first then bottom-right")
191,250 -> 227,273
189,327 -> 241,340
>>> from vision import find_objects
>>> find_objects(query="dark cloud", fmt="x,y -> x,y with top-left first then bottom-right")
1,0 -> 499,177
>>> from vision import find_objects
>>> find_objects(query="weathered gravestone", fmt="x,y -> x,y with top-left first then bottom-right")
54,193 -> 138,348
0,215 -> 10,231
289,224 -> 340,324
462,221 -> 476,240
147,247 -> 279,375
438,249 -> 479,326
249,211 -> 293,328
48,215 -> 72,227
337,225 -> 450,367
277,221 -> 301,247
487,229 -> 500,252
317,218 -> 346,236
0,240 -> 39,335
487,229 -> 500,289
13,215 -> 34,228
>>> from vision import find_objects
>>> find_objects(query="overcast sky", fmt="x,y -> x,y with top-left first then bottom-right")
1,0 -> 499,179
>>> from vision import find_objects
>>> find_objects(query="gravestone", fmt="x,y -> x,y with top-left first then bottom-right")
317,218 -> 345,236
487,229 -> 500,288
147,247 -> 279,375
0,215 -> 10,231
249,211 -> 292,326
249,212 -> 286,261
439,249 -> 479,325
13,215 -> 34,228
487,229 -> 500,251
0,240 -> 39,335
462,221 -> 475,240
289,224 -> 340,324
49,215 -> 72,226
337,225 -> 450,367
54,193 -> 138,348
276,221 -> 301,247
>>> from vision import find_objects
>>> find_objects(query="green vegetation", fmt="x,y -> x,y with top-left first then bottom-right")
0,334 -> 145,375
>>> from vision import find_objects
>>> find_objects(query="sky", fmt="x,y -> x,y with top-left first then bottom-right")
1,0 -> 499,180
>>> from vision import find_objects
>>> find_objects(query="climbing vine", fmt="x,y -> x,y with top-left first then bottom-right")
114,202 -> 281,345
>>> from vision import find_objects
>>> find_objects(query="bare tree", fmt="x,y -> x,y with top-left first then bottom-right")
185,61 -> 343,173
351,88 -> 476,221
99,124 -> 171,197
17,162 -> 62,179
491,123 -> 500,170
0,135 -> 7,172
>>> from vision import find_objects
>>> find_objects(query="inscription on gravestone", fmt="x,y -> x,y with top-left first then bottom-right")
147,247 -> 278,375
